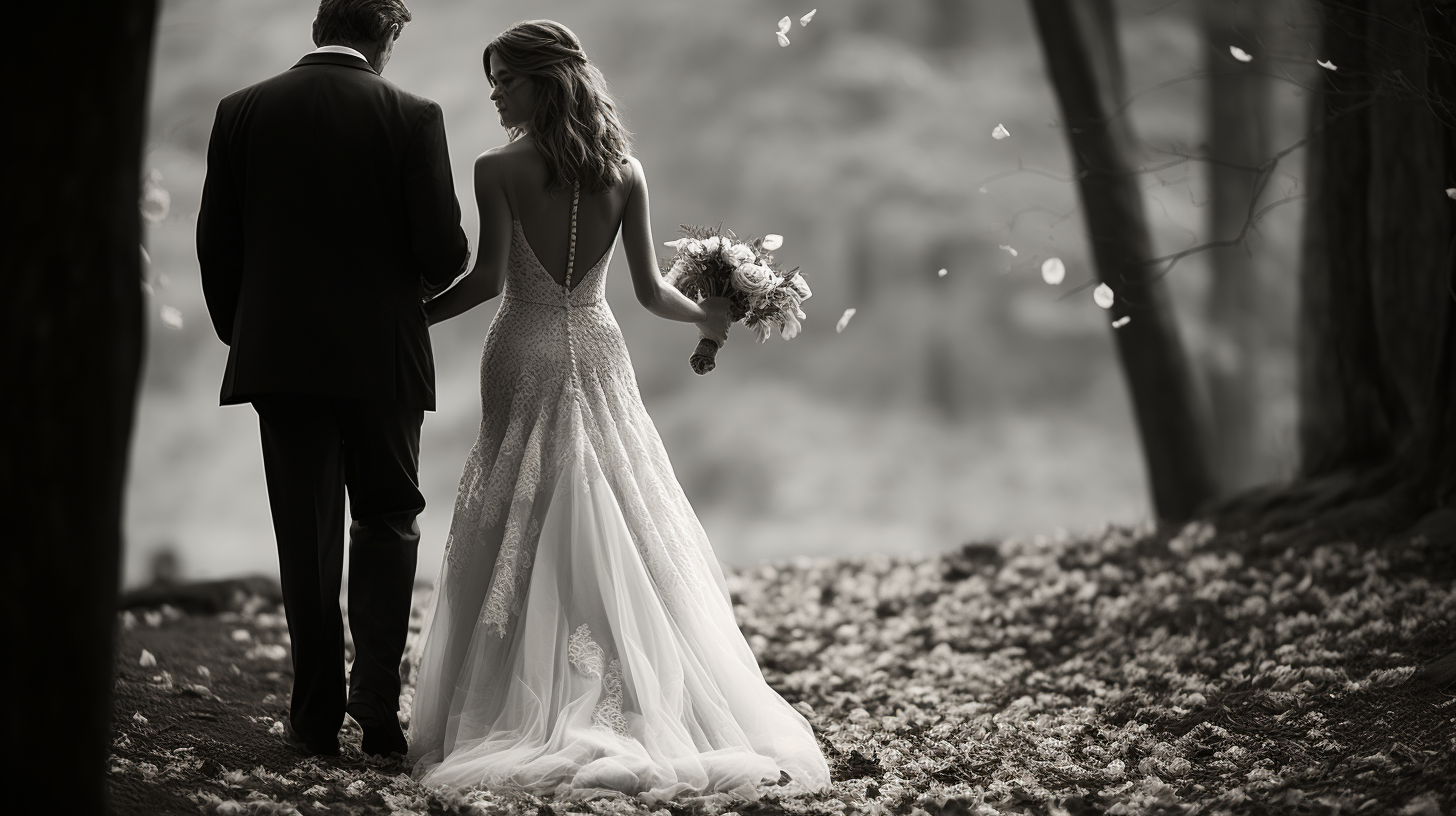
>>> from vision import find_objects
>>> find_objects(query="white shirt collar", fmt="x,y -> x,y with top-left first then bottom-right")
310,45 -> 369,62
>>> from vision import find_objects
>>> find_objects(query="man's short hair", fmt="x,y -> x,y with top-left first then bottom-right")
312,0 -> 412,47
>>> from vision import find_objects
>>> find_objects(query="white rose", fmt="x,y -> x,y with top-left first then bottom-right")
682,239 -> 706,259
727,243 -> 756,265
700,236 -> 723,255
731,263 -> 775,293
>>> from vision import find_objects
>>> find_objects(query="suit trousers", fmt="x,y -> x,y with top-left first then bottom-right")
253,396 -> 424,747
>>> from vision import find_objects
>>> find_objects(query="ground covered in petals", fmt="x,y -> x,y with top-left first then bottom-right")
110,522 -> 1456,815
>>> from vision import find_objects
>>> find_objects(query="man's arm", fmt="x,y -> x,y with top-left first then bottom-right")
403,101 -> 470,295
424,151 -> 512,325
196,103 -> 244,345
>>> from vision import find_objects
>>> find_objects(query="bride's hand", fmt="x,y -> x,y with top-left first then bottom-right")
696,296 -> 732,347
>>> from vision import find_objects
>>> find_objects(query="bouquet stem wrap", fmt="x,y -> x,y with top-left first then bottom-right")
690,337 -> 720,375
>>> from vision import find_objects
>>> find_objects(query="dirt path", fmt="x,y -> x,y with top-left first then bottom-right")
108,523 -> 1456,816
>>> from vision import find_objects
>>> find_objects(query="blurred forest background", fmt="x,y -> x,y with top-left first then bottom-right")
127,0 -> 1317,587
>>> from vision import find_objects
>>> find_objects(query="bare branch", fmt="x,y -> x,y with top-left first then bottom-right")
1008,204 -> 1078,230
971,159 -> 1087,191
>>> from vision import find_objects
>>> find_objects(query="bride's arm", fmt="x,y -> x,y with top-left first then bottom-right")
620,157 -> 730,345
425,152 -> 512,325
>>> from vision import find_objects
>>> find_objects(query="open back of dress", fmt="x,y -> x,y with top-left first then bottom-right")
407,185 -> 830,800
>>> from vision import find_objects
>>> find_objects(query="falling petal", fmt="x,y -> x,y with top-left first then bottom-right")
978,186 -> 988,193
800,9 -> 816,26
835,307 -> 856,333
777,31 -> 790,47
992,123 -> 1010,140
268,721 -> 285,736
762,233 -> 784,250
777,16 -> 791,35
1446,188 -> 1456,200
1229,46 -> 1253,63
936,268 -> 948,278
197,665 -> 212,679
140,169 -> 170,224
1317,59 -> 1337,70
998,244 -> 1018,257
133,712 -> 149,724
1112,315 -> 1131,328
1093,283 -> 1115,308
1040,257 -> 1065,285
140,649 -> 157,667
160,305 -> 184,330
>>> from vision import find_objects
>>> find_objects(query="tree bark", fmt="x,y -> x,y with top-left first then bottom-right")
1,1 -> 157,812
1201,0 -> 1273,492
1219,0 -> 1456,547
1029,0 -> 1217,522
1295,6 -> 1393,476
1394,0 -> 1456,510
1298,0 -> 1452,481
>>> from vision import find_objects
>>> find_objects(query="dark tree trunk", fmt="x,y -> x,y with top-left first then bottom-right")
2,1 -> 157,813
1201,0 -> 1274,492
1299,0 -> 1453,481
1029,0 -> 1217,522
1299,0 -> 1415,477
1223,0 -> 1456,547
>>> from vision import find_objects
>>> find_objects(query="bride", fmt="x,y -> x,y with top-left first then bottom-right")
407,19 -> 831,801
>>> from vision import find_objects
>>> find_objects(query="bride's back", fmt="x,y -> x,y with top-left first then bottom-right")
496,138 -> 632,287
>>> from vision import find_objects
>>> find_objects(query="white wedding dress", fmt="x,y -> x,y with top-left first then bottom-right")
407,186 -> 830,801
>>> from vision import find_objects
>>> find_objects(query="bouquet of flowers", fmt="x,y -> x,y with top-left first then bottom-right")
661,226 -> 811,374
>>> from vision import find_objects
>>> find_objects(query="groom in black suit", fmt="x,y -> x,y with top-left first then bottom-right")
197,0 -> 469,758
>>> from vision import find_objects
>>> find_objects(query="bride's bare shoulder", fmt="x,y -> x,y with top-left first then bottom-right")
620,155 -> 646,196
476,141 -> 529,172
477,140 -> 548,188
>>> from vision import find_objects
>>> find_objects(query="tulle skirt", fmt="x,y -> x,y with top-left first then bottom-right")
408,399 -> 830,801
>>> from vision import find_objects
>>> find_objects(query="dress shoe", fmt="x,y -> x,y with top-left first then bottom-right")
346,701 -> 408,758
282,719 -> 341,757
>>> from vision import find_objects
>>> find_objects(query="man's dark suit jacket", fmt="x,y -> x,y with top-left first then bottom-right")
197,52 -> 469,410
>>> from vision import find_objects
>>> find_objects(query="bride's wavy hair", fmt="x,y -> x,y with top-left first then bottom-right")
484,20 -> 632,194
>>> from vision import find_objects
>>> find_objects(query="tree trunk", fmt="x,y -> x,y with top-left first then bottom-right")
1220,0 -> 1456,547
1028,0 -> 1217,522
1299,0 -> 1453,483
1,1 -> 157,812
1201,0 -> 1273,492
